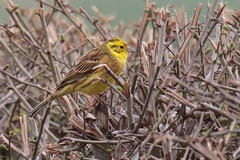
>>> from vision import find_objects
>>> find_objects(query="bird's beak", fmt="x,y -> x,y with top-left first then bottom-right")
128,47 -> 135,53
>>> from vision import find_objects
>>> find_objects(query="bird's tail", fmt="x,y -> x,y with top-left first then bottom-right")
27,96 -> 51,117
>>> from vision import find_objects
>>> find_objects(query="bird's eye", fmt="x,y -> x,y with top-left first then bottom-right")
120,46 -> 124,49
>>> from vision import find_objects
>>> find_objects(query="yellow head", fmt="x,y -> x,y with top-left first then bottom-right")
106,38 -> 128,62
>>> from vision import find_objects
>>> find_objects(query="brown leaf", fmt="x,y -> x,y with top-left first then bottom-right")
69,115 -> 102,139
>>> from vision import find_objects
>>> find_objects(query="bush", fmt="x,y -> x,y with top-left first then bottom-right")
0,0 -> 240,159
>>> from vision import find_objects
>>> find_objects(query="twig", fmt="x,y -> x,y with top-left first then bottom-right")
0,68 -> 51,93
133,65 -> 160,133
5,76 -> 32,111
0,134 -> 28,159
31,102 -> 51,160
0,37 -> 33,79
63,137 -> 134,144
79,7 -> 109,40
56,0 -> 95,47
19,116 -> 30,157
39,5 -> 59,84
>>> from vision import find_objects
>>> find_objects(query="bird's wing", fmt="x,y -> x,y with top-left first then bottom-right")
56,47 -> 106,89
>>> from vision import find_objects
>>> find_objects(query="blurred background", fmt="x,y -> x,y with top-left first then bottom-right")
0,0 -> 237,24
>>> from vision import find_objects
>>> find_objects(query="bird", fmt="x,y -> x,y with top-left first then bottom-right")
27,38 -> 129,117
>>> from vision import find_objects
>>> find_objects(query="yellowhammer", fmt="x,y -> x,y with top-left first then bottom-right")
27,38 -> 129,117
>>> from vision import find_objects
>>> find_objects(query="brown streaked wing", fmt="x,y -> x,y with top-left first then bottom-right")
75,43 -> 107,64
56,45 -> 107,90
56,61 -> 99,90
81,45 -> 107,62
75,48 -> 97,64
